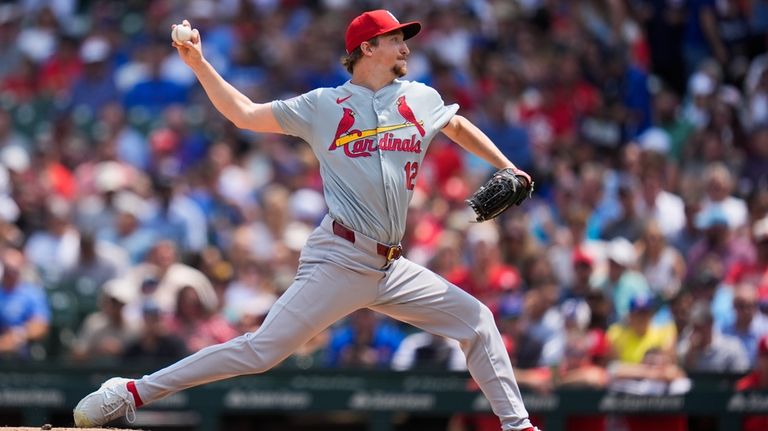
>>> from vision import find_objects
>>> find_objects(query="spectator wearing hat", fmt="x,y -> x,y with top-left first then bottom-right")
123,299 -> 187,365
0,248 -> 49,359
607,295 -> 676,364
735,335 -> 768,431
165,285 -> 237,354
686,204 -> 754,280
562,247 -> 595,301
70,278 -> 140,362
679,301 -> 750,373
698,163 -> 749,230
67,36 -> 119,118
73,159 -> 135,232
592,237 -> 652,322
126,240 -> 219,317
682,70 -> 718,129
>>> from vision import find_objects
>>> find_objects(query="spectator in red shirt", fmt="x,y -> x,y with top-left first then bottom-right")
726,217 -> 768,291
39,35 -> 82,97
165,285 -> 238,354
735,335 -> 768,431
445,223 -> 521,311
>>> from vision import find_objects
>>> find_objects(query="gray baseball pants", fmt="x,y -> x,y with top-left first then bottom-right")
133,215 -> 532,430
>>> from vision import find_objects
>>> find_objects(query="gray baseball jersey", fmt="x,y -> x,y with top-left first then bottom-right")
272,79 -> 458,244
115,81 -> 534,431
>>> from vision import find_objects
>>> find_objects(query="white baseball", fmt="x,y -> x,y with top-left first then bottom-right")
172,25 -> 193,44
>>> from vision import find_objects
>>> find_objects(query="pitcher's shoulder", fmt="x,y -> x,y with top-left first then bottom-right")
392,79 -> 440,96
394,79 -> 430,89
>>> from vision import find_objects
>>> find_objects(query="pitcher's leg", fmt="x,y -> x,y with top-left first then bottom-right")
135,260 -> 379,404
371,259 -> 532,431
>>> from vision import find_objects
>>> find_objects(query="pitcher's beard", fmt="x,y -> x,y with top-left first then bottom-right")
392,63 -> 407,78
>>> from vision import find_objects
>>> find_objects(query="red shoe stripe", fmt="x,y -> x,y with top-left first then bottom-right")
126,381 -> 144,408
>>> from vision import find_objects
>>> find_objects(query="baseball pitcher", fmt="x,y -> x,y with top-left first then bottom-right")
74,10 -> 538,431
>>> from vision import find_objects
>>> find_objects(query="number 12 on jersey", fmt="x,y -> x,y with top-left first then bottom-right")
404,161 -> 419,190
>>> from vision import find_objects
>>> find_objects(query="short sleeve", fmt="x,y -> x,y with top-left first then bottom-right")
424,85 -> 459,130
271,89 -> 321,142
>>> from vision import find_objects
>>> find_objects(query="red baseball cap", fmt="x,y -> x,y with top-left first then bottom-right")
345,10 -> 421,54
572,248 -> 594,266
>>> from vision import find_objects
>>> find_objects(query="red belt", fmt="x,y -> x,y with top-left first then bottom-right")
332,221 -> 403,261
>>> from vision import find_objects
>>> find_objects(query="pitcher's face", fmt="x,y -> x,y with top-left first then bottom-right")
370,31 -> 409,77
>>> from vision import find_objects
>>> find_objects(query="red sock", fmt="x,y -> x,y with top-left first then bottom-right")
126,381 -> 144,407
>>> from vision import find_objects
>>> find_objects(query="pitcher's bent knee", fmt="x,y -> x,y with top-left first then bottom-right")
459,303 -> 498,346
240,333 -> 290,374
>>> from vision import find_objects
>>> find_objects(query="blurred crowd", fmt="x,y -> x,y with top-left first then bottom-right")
1,0 -> 768,429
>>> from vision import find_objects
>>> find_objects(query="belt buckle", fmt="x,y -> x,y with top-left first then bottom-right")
386,245 -> 402,261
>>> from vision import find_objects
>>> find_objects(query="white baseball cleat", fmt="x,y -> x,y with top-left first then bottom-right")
73,377 -> 137,427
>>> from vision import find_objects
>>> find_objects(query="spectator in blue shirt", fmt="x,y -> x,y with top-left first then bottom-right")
123,42 -> 188,117
723,283 -> 768,365
327,309 -> 404,369
0,248 -> 50,358
67,36 -> 120,120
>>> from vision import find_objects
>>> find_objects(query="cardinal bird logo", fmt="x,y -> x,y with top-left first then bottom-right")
396,95 -> 425,137
329,101 -> 426,158
329,108 -> 360,151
